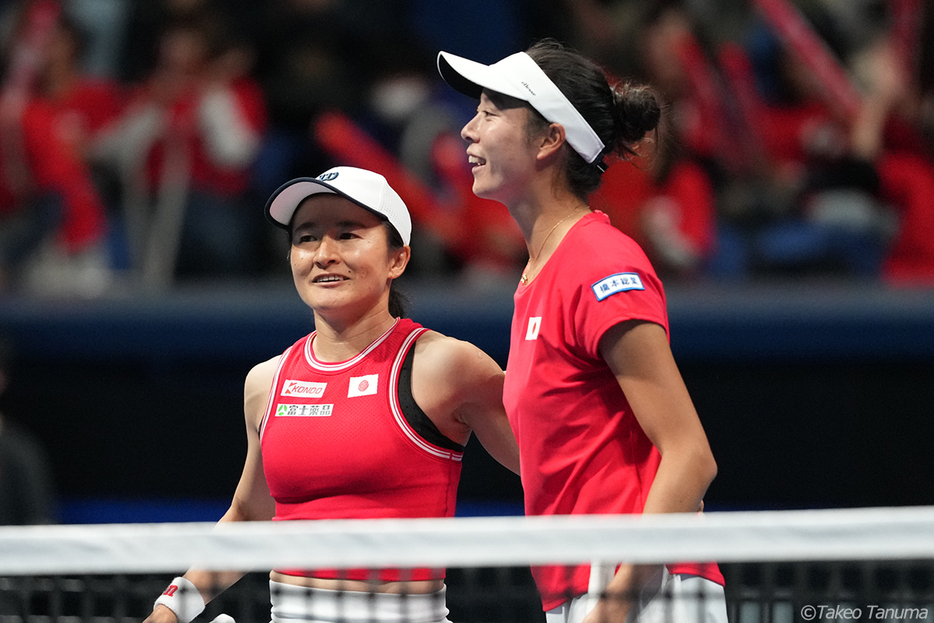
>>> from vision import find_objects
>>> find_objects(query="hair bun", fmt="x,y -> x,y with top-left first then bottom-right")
613,82 -> 662,146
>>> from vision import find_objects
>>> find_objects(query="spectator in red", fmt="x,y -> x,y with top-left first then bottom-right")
33,12 -> 128,266
96,14 -> 267,286
851,34 -> 934,284
0,0 -> 109,294
747,9 -> 934,281
37,14 -> 126,168
563,2 -> 725,279
591,116 -> 719,280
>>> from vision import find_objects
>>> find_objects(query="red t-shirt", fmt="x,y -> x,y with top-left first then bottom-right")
46,78 -> 126,145
503,212 -> 723,610
260,318 -> 463,581
130,77 -> 268,196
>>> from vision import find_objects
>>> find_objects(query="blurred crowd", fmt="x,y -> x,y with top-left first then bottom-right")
0,0 -> 933,297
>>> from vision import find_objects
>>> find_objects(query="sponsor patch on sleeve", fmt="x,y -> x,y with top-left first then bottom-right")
591,272 -> 645,301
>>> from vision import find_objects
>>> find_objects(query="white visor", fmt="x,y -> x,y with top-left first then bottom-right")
437,50 -> 606,164
265,166 -> 412,245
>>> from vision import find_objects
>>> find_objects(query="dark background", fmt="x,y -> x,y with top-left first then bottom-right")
3,279 -> 934,523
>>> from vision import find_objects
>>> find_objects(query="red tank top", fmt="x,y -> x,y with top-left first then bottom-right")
260,318 -> 464,580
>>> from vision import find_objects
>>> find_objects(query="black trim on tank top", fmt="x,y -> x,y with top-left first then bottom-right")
398,345 -> 466,452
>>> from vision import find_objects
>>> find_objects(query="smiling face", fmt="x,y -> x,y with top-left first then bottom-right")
289,194 -> 409,322
460,91 -> 545,206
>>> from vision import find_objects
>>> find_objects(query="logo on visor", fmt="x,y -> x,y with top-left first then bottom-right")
520,81 -> 536,96
318,172 -> 339,182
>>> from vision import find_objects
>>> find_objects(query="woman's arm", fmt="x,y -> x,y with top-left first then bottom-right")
412,332 -> 520,475
144,357 -> 279,623
585,319 -> 716,623
601,320 -> 717,514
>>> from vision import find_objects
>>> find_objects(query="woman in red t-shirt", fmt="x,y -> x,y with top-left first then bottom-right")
438,39 -> 725,623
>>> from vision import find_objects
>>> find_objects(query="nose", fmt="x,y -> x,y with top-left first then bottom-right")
313,235 -> 340,267
461,112 -> 480,142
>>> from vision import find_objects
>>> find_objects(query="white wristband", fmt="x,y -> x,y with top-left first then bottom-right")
154,576 -> 205,623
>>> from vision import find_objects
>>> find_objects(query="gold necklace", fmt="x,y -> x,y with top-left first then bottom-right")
520,209 -> 583,285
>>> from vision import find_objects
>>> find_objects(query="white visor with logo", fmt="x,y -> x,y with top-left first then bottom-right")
437,50 -> 606,164
265,166 -> 412,245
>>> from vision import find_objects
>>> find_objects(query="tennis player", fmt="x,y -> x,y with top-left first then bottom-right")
438,40 -> 727,623
144,166 -> 519,623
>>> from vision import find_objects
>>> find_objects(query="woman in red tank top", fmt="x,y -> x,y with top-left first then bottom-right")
143,166 -> 519,623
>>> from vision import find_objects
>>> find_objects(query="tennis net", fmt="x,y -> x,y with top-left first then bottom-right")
2,506 -> 934,623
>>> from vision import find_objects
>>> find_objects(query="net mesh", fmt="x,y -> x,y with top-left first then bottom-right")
2,507 -> 933,623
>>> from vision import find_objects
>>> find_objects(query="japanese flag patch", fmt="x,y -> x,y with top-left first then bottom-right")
348,374 -> 379,397
592,272 -> 644,301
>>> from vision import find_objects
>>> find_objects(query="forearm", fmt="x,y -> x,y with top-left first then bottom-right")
147,568 -> 245,623
585,562 -> 664,623
592,453 -> 714,623
179,568 -> 246,604
147,365 -> 277,623
187,500 -> 265,596
642,443 -> 717,516
850,94 -> 892,161
146,502 -> 263,622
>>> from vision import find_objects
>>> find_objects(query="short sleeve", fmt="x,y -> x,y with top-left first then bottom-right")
571,235 -> 669,359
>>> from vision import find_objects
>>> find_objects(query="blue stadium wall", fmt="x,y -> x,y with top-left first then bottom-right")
2,281 -> 934,523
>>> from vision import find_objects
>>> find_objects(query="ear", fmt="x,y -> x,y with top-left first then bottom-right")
388,245 -> 411,280
536,122 -> 567,161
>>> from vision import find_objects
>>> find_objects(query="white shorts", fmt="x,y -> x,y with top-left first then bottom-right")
545,567 -> 728,623
268,580 -> 451,623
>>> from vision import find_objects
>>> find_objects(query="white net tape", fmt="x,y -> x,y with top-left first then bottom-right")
2,506 -> 934,575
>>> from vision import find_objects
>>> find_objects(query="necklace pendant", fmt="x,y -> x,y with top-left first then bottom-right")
520,273 -> 529,285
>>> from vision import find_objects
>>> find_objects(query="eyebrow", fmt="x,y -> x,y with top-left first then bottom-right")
484,89 -> 526,111
292,219 -> 371,234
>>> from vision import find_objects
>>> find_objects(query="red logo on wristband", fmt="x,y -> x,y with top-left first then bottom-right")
163,584 -> 179,597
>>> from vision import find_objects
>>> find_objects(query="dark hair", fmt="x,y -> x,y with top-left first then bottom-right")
524,39 -> 662,199
384,223 -> 409,319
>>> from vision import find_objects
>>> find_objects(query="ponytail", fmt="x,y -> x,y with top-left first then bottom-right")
384,223 -> 409,319
525,39 -> 662,199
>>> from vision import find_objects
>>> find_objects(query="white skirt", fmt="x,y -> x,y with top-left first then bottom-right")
545,567 -> 728,623
268,580 -> 451,623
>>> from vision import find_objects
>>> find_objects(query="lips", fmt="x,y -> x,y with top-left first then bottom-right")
312,274 -> 348,283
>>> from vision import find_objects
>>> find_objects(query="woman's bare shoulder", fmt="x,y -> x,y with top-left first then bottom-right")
414,330 -> 503,391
